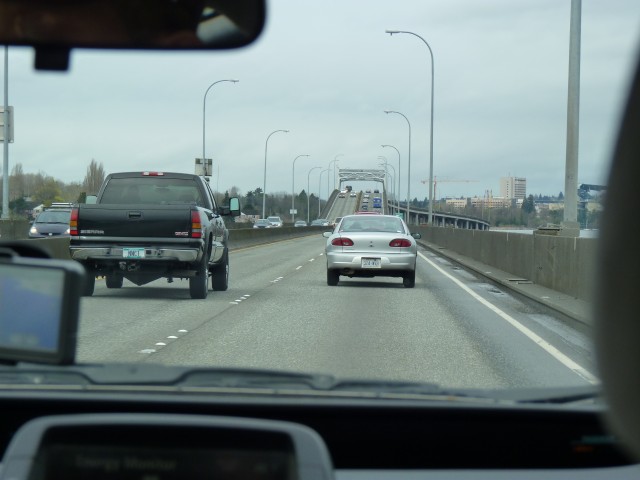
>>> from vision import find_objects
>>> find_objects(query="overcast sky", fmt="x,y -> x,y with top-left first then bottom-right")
2,0 -> 640,200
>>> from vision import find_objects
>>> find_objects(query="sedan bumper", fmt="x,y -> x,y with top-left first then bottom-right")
326,251 -> 416,273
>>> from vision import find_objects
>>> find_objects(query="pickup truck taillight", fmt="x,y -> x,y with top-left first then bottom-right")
70,208 -> 79,236
191,210 -> 202,238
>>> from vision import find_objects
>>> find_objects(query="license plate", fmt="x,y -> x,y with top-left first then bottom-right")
361,258 -> 381,269
123,248 -> 146,259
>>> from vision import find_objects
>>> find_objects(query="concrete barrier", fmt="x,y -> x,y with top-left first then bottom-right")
228,226 -> 323,250
414,226 -> 596,301
5,227 -> 324,260
0,219 -> 30,240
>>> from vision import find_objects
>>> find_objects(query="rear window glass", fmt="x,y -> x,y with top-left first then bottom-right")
340,216 -> 404,233
100,177 -> 204,206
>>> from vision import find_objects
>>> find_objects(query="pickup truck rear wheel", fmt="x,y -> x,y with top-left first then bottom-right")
211,248 -> 229,291
189,253 -> 209,299
106,273 -> 123,289
83,271 -> 96,296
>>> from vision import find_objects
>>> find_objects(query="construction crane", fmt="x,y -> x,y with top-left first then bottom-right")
421,176 -> 478,200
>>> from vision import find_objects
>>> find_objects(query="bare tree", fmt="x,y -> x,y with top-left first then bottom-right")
82,159 -> 105,194
9,162 -> 24,200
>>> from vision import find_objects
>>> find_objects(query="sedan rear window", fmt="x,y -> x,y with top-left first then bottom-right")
340,217 -> 404,233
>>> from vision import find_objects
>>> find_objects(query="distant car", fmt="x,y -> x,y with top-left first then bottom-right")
350,192 -> 356,197
294,220 -> 308,227
362,198 -> 368,203
360,204 -> 368,211
253,219 -> 271,229
338,192 -> 346,198
28,209 -> 72,238
323,214 -> 421,288
267,216 -> 283,227
373,197 -> 382,208
310,219 -> 330,226
373,189 -> 380,193
365,189 -> 371,193
363,193 -> 370,198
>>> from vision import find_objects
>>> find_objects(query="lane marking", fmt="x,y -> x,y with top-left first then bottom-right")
167,336 -> 178,339
417,251 -> 598,385
309,258 -> 315,262
139,349 -> 156,354
178,329 -> 188,333
296,266 -> 303,270
155,342 -> 166,346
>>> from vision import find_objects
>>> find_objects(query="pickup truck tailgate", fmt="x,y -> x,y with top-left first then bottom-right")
76,204 -> 195,238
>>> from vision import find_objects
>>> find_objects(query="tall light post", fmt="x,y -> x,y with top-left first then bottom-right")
331,153 -> 344,192
318,168 -> 329,217
202,79 -> 238,171
327,156 -> 340,198
382,144 -> 401,212
384,110 -> 412,224
307,166 -> 322,223
386,29 -> 435,225
377,155 -> 388,204
291,154 -> 310,223
263,129 -> 289,218
379,162 -> 396,213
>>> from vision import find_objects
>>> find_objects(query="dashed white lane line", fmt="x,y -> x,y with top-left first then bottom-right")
296,266 -> 303,270
139,329 -> 189,354
417,251 -> 598,385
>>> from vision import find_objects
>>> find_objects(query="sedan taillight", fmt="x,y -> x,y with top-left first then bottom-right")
389,238 -> 411,248
332,237 -> 354,246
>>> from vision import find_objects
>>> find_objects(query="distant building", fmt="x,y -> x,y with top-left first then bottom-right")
500,176 -> 526,200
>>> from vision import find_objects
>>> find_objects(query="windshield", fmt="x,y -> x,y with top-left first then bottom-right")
35,211 -> 71,223
1,0 -> 639,396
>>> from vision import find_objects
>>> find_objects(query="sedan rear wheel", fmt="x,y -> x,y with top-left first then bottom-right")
403,270 -> 416,288
327,269 -> 339,286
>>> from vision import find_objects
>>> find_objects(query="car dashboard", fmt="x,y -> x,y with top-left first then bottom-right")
0,389 -> 637,480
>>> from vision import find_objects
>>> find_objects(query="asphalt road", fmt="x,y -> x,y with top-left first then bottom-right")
76,234 -> 596,390
327,194 -> 358,221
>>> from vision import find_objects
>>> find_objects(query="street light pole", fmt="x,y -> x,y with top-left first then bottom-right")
202,79 -> 238,172
377,155 -> 387,205
263,129 -> 289,218
307,166 -> 322,223
292,154 -> 310,223
379,162 -> 396,214
319,168 -> 329,218
384,110 -> 412,224
327,156 -> 340,198
332,153 -> 344,192
382,144 -> 401,212
386,29 -> 435,225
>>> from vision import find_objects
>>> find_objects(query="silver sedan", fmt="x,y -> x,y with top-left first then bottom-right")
323,214 -> 421,288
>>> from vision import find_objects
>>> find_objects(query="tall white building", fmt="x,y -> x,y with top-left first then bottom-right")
500,177 -> 526,199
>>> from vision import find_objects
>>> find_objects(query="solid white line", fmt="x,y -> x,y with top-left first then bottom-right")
417,251 -> 598,385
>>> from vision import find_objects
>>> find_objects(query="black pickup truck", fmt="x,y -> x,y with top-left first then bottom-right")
69,171 -> 239,299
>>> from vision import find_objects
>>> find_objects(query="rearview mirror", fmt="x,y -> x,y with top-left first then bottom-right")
0,0 -> 266,71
